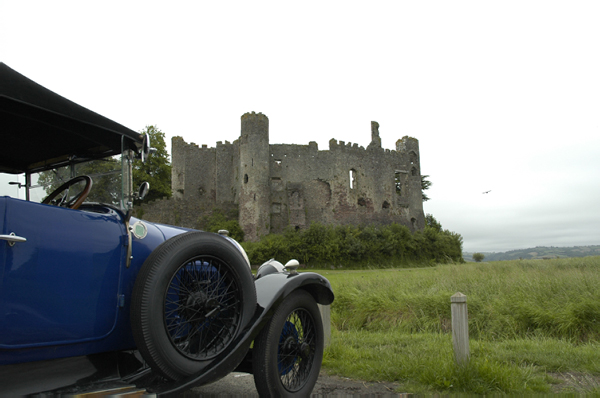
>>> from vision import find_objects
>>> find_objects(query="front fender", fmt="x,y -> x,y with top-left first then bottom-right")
151,272 -> 334,396
256,271 -> 334,311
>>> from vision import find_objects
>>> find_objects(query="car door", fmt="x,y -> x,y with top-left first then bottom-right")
0,197 -> 126,350
0,197 -> 6,285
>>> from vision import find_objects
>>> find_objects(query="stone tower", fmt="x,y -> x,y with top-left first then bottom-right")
396,136 -> 424,230
238,112 -> 271,241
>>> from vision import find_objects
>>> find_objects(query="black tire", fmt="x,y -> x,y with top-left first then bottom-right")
252,289 -> 324,397
131,231 -> 256,381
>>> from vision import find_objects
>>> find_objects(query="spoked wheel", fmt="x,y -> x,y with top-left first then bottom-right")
165,256 -> 242,360
131,232 -> 256,381
253,289 -> 324,397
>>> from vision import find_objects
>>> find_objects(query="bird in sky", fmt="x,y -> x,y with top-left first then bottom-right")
482,190 -> 491,194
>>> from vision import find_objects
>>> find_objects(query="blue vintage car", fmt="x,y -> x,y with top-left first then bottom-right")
0,63 -> 334,397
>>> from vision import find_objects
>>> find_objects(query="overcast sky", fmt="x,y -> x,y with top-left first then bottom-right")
1,1 -> 599,252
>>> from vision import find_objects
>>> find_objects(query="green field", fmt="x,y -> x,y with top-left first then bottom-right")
319,256 -> 600,394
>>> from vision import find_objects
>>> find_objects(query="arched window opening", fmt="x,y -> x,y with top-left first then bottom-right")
409,151 -> 418,165
244,174 -> 249,183
395,171 -> 402,196
290,191 -> 300,207
272,203 -> 281,213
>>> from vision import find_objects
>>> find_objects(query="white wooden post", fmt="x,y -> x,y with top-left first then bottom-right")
318,304 -> 331,348
451,292 -> 470,365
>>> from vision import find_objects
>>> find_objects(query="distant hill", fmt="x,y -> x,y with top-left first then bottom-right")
463,245 -> 600,262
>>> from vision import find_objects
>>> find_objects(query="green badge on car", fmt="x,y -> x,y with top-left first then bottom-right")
132,221 -> 148,239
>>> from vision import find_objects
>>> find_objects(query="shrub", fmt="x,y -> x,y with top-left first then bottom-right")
242,222 -> 464,268
197,208 -> 244,242
473,253 -> 485,262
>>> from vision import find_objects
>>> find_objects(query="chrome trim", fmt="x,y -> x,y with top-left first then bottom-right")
223,235 -> 251,269
0,232 -> 27,247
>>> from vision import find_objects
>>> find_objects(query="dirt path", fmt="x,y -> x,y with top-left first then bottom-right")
182,371 -> 410,397
182,371 -> 600,396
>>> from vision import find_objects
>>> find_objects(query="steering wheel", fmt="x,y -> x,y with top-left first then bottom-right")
42,176 -> 93,210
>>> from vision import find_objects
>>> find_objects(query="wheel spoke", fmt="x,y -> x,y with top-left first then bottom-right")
171,272 -> 196,297
277,308 -> 317,392
163,255 -> 242,360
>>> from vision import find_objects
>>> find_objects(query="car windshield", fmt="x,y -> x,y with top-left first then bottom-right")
1,154 -> 130,209
33,156 -> 124,205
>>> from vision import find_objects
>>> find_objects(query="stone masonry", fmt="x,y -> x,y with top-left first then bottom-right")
161,112 -> 425,242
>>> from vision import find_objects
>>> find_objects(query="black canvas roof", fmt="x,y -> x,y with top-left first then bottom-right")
0,62 -> 143,174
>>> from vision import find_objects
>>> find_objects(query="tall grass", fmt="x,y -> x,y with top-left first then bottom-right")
324,330 -> 551,394
321,256 -> 600,394
327,257 -> 600,341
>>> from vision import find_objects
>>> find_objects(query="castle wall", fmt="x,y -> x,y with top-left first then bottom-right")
172,137 -> 218,203
266,134 -> 424,234
215,140 -> 238,204
155,113 -> 425,241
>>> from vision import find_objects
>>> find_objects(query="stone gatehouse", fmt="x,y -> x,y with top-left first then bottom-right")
141,112 -> 425,241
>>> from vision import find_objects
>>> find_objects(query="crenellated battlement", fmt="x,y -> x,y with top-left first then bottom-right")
328,140 -> 366,151
241,111 -> 268,121
216,140 -> 233,147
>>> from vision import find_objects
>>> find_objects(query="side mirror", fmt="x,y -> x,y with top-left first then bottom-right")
137,182 -> 150,201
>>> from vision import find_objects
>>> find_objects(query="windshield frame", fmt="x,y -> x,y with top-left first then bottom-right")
20,137 -> 137,211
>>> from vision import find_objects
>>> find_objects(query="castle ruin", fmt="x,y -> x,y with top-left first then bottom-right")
168,112 -> 425,241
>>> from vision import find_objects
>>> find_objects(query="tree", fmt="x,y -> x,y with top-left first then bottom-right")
472,253 -> 485,262
425,213 -> 442,232
421,175 -> 431,202
37,157 -> 122,205
133,126 -> 172,204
